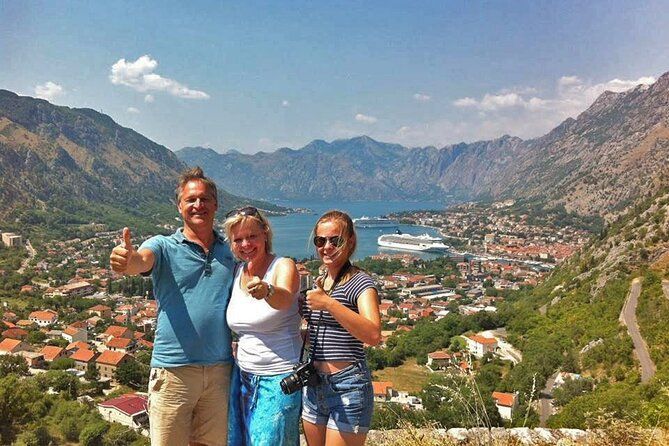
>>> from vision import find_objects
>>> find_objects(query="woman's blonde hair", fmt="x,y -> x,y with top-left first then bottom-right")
223,208 -> 273,255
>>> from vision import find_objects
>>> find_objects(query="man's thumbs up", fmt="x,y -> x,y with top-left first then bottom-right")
110,227 -> 135,274
123,227 -> 133,251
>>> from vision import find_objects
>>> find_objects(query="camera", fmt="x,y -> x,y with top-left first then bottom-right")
280,361 -> 320,394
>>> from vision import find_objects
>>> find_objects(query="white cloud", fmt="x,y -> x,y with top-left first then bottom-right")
127,107 -> 140,114
144,94 -> 155,103
388,74 -> 657,147
282,100 -> 290,107
110,55 -> 210,99
355,113 -> 378,124
34,81 -> 64,101
413,93 -> 431,102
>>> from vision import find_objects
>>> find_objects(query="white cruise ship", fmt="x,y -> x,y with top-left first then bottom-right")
377,233 -> 450,252
353,216 -> 399,228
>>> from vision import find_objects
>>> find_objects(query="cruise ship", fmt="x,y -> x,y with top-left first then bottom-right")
353,216 -> 399,228
377,233 -> 450,252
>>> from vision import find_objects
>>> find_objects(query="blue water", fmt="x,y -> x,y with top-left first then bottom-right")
267,200 -> 448,261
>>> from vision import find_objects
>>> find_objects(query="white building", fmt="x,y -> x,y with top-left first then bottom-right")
98,393 -> 149,432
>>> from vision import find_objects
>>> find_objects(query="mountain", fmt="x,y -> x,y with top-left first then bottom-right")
0,90 -> 284,240
177,72 -> 669,218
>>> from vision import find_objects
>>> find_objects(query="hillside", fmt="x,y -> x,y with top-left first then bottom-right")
178,71 -> 669,219
0,90 -> 284,240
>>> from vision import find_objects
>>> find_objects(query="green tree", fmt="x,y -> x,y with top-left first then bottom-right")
0,375 -> 48,444
114,360 -> 148,389
85,361 -> 100,381
0,354 -> 29,378
50,357 -> 76,370
102,423 -> 141,446
26,330 -> 47,344
14,423 -> 52,446
79,421 -> 109,446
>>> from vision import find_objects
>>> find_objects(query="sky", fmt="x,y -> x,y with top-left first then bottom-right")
2,0 -> 668,154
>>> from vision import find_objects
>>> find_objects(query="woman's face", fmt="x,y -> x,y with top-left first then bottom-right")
230,219 -> 267,262
315,220 -> 352,268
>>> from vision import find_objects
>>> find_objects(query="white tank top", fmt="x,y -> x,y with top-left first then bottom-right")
226,257 -> 302,375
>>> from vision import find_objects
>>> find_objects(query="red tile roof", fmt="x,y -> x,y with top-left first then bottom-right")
468,335 -> 498,345
66,341 -> 89,351
29,310 -> 58,321
106,337 -> 133,349
97,350 -> 128,366
104,326 -> 133,338
98,393 -> 147,416
40,346 -> 65,361
492,391 -> 516,407
0,338 -> 23,352
428,350 -> 452,360
1,328 -> 28,339
372,381 -> 394,397
70,348 -> 97,363
89,305 -> 111,312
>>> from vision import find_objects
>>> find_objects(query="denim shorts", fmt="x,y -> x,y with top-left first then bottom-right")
301,360 -> 374,434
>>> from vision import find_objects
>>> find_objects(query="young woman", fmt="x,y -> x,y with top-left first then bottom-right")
302,210 -> 382,446
224,207 -> 302,446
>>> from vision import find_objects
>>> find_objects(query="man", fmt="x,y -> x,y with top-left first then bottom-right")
110,167 -> 235,446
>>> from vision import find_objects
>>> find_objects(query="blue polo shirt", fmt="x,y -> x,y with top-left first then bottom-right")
140,229 -> 235,368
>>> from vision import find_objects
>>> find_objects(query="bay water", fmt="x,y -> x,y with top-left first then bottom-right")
267,200 -> 448,261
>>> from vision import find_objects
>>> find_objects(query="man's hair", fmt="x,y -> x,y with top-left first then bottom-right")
175,166 -> 218,204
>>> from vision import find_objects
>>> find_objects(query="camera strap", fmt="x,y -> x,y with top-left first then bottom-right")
301,261 -> 351,363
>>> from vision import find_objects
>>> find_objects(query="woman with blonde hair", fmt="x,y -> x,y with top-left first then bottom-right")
302,210 -> 381,446
224,206 -> 302,446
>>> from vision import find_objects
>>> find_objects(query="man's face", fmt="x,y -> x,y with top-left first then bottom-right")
178,180 -> 218,229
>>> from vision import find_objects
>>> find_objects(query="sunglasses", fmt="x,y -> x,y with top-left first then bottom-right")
225,206 -> 260,219
313,235 -> 345,248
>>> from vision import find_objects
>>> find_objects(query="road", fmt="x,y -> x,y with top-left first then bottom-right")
619,278 -> 656,383
481,329 -> 522,364
539,371 -> 558,427
17,239 -> 36,274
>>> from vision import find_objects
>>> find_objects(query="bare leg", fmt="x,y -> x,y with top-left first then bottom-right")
303,420 -> 327,446
324,428 -> 367,446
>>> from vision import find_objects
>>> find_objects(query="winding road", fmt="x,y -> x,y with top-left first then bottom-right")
17,240 -> 36,274
619,278 -> 656,383
539,372 -> 558,427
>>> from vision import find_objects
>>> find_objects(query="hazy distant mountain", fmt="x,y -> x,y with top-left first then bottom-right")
178,71 -> 669,218
0,90 -> 283,237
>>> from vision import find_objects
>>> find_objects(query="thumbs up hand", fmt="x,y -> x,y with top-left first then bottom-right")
306,279 -> 332,311
246,276 -> 268,300
110,227 -> 135,273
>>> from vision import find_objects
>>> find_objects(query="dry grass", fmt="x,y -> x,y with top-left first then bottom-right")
372,358 -> 432,393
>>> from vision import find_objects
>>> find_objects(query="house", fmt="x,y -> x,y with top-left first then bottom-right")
98,393 -> 148,431
106,337 -> 136,354
28,310 -> 58,327
19,351 -> 44,368
492,391 -> 518,420
70,349 -> 98,372
102,325 -> 133,340
427,350 -> 452,369
0,338 -> 30,354
40,345 -> 66,363
86,316 -> 103,328
62,326 -> 88,343
464,334 -> 498,358
96,351 -> 132,382
372,381 -> 394,402
60,281 -> 95,297
1,327 -> 28,340
88,305 -> 112,318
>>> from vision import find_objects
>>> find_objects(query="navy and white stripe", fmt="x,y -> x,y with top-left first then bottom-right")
305,271 -> 376,362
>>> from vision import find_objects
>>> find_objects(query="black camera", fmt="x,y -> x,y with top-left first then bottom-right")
280,361 -> 320,394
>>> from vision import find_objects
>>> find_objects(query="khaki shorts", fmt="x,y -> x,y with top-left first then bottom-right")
148,363 -> 231,446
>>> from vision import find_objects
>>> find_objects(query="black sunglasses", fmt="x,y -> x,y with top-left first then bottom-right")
225,206 -> 260,219
313,236 -> 344,248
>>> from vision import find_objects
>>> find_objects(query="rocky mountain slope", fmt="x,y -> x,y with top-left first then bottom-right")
178,71 -> 669,218
0,90 -> 282,238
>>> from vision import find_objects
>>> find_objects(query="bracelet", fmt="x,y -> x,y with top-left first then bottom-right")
265,283 -> 275,300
